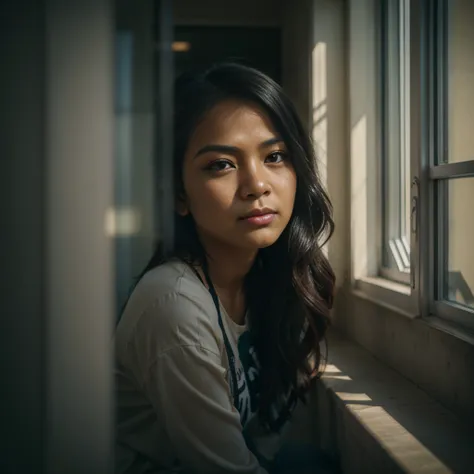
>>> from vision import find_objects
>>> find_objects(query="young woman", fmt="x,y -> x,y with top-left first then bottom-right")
115,63 -> 336,474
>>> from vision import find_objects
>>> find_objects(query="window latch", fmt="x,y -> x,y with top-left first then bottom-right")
410,177 -> 420,289
410,177 -> 420,239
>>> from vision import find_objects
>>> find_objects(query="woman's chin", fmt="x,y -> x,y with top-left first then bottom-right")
239,228 -> 283,249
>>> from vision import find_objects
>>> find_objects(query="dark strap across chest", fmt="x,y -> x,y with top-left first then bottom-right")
191,262 -> 240,412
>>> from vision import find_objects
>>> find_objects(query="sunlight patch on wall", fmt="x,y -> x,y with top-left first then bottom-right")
312,41 -> 328,189
351,114 -> 368,279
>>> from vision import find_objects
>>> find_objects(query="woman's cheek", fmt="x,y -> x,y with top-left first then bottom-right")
204,180 -> 236,208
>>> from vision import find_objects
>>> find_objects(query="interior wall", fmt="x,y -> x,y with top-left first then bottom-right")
281,0 -> 312,127
173,0 -> 281,26
1,0 -> 116,472
347,0 -> 379,280
1,1 -> 45,472
45,0 -> 115,472
311,0 -> 348,289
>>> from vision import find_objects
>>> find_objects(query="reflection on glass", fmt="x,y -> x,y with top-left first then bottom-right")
114,1 -> 156,316
446,178 -> 474,308
382,0 -> 411,275
447,1 -> 474,163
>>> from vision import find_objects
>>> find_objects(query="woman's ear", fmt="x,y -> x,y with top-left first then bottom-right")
175,193 -> 190,216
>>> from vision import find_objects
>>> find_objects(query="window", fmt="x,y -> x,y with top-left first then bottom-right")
430,0 -> 474,329
380,0 -> 412,285
370,0 -> 474,332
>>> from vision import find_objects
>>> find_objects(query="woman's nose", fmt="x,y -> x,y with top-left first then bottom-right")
239,163 -> 271,199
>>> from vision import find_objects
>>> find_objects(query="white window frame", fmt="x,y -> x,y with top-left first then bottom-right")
353,0 -> 419,317
421,0 -> 474,332
354,0 -> 474,335
379,0 -> 412,287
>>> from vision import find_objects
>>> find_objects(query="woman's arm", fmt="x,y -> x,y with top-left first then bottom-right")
134,292 -> 268,474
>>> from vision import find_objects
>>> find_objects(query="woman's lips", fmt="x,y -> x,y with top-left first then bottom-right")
240,213 -> 276,226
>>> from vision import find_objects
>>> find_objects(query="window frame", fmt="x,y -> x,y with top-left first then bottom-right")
356,0 -> 474,335
425,0 -> 474,331
378,0 -> 413,287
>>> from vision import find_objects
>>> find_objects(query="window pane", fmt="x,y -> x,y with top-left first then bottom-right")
114,1 -> 158,316
447,0 -> 474,163
444,178 -> 474,308
381,0 -> 411,279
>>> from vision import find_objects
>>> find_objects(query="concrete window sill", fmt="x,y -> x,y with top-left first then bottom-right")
354,277 -> 417,319
315,331 -> 474,474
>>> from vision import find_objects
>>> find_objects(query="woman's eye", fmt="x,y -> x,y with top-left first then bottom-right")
266,151 -> 287,164
206,159 -> 234,172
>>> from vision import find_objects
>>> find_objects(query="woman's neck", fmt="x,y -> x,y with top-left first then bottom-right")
206,249 -> 254,326
205,244 -> 256,294
195,235 -> 257,325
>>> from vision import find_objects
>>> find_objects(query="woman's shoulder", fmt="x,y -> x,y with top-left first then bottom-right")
139,258 -> 200,298
126,259 -> 204,308
116,259 -> 221,359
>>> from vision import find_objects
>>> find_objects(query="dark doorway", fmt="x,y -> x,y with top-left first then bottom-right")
174,26 -> 282,83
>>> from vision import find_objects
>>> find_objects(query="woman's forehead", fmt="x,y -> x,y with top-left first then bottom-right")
189,99 -> 280,147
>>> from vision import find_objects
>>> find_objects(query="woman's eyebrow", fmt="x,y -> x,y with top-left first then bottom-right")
193,137 -> 285,159
260,137 -> 284,148
193,144 -> 239,159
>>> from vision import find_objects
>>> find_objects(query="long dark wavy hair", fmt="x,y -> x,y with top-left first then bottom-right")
136,63 -> 335,432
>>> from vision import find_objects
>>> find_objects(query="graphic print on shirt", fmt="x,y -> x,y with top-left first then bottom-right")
231,329 -> 298,431
234,330 -> 260,427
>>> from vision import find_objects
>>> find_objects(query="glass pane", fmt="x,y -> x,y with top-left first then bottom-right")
447,0 -> 474,163
382,0 -> 411,276
114,0 -> 157,316
445,178 -> 474,308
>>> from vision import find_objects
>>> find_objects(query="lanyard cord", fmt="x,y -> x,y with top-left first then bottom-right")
200,260 -> 240,412
198,261 -> 273,469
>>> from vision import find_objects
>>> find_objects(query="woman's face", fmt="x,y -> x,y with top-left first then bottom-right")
180,99 -> 297,252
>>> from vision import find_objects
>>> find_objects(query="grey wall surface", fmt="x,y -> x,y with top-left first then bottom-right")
1,1 -> 115,473
1,1 -> 46,472
44,0 -> 115,473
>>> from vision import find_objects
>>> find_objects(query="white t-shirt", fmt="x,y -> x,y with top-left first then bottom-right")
114,259 -> 286,474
